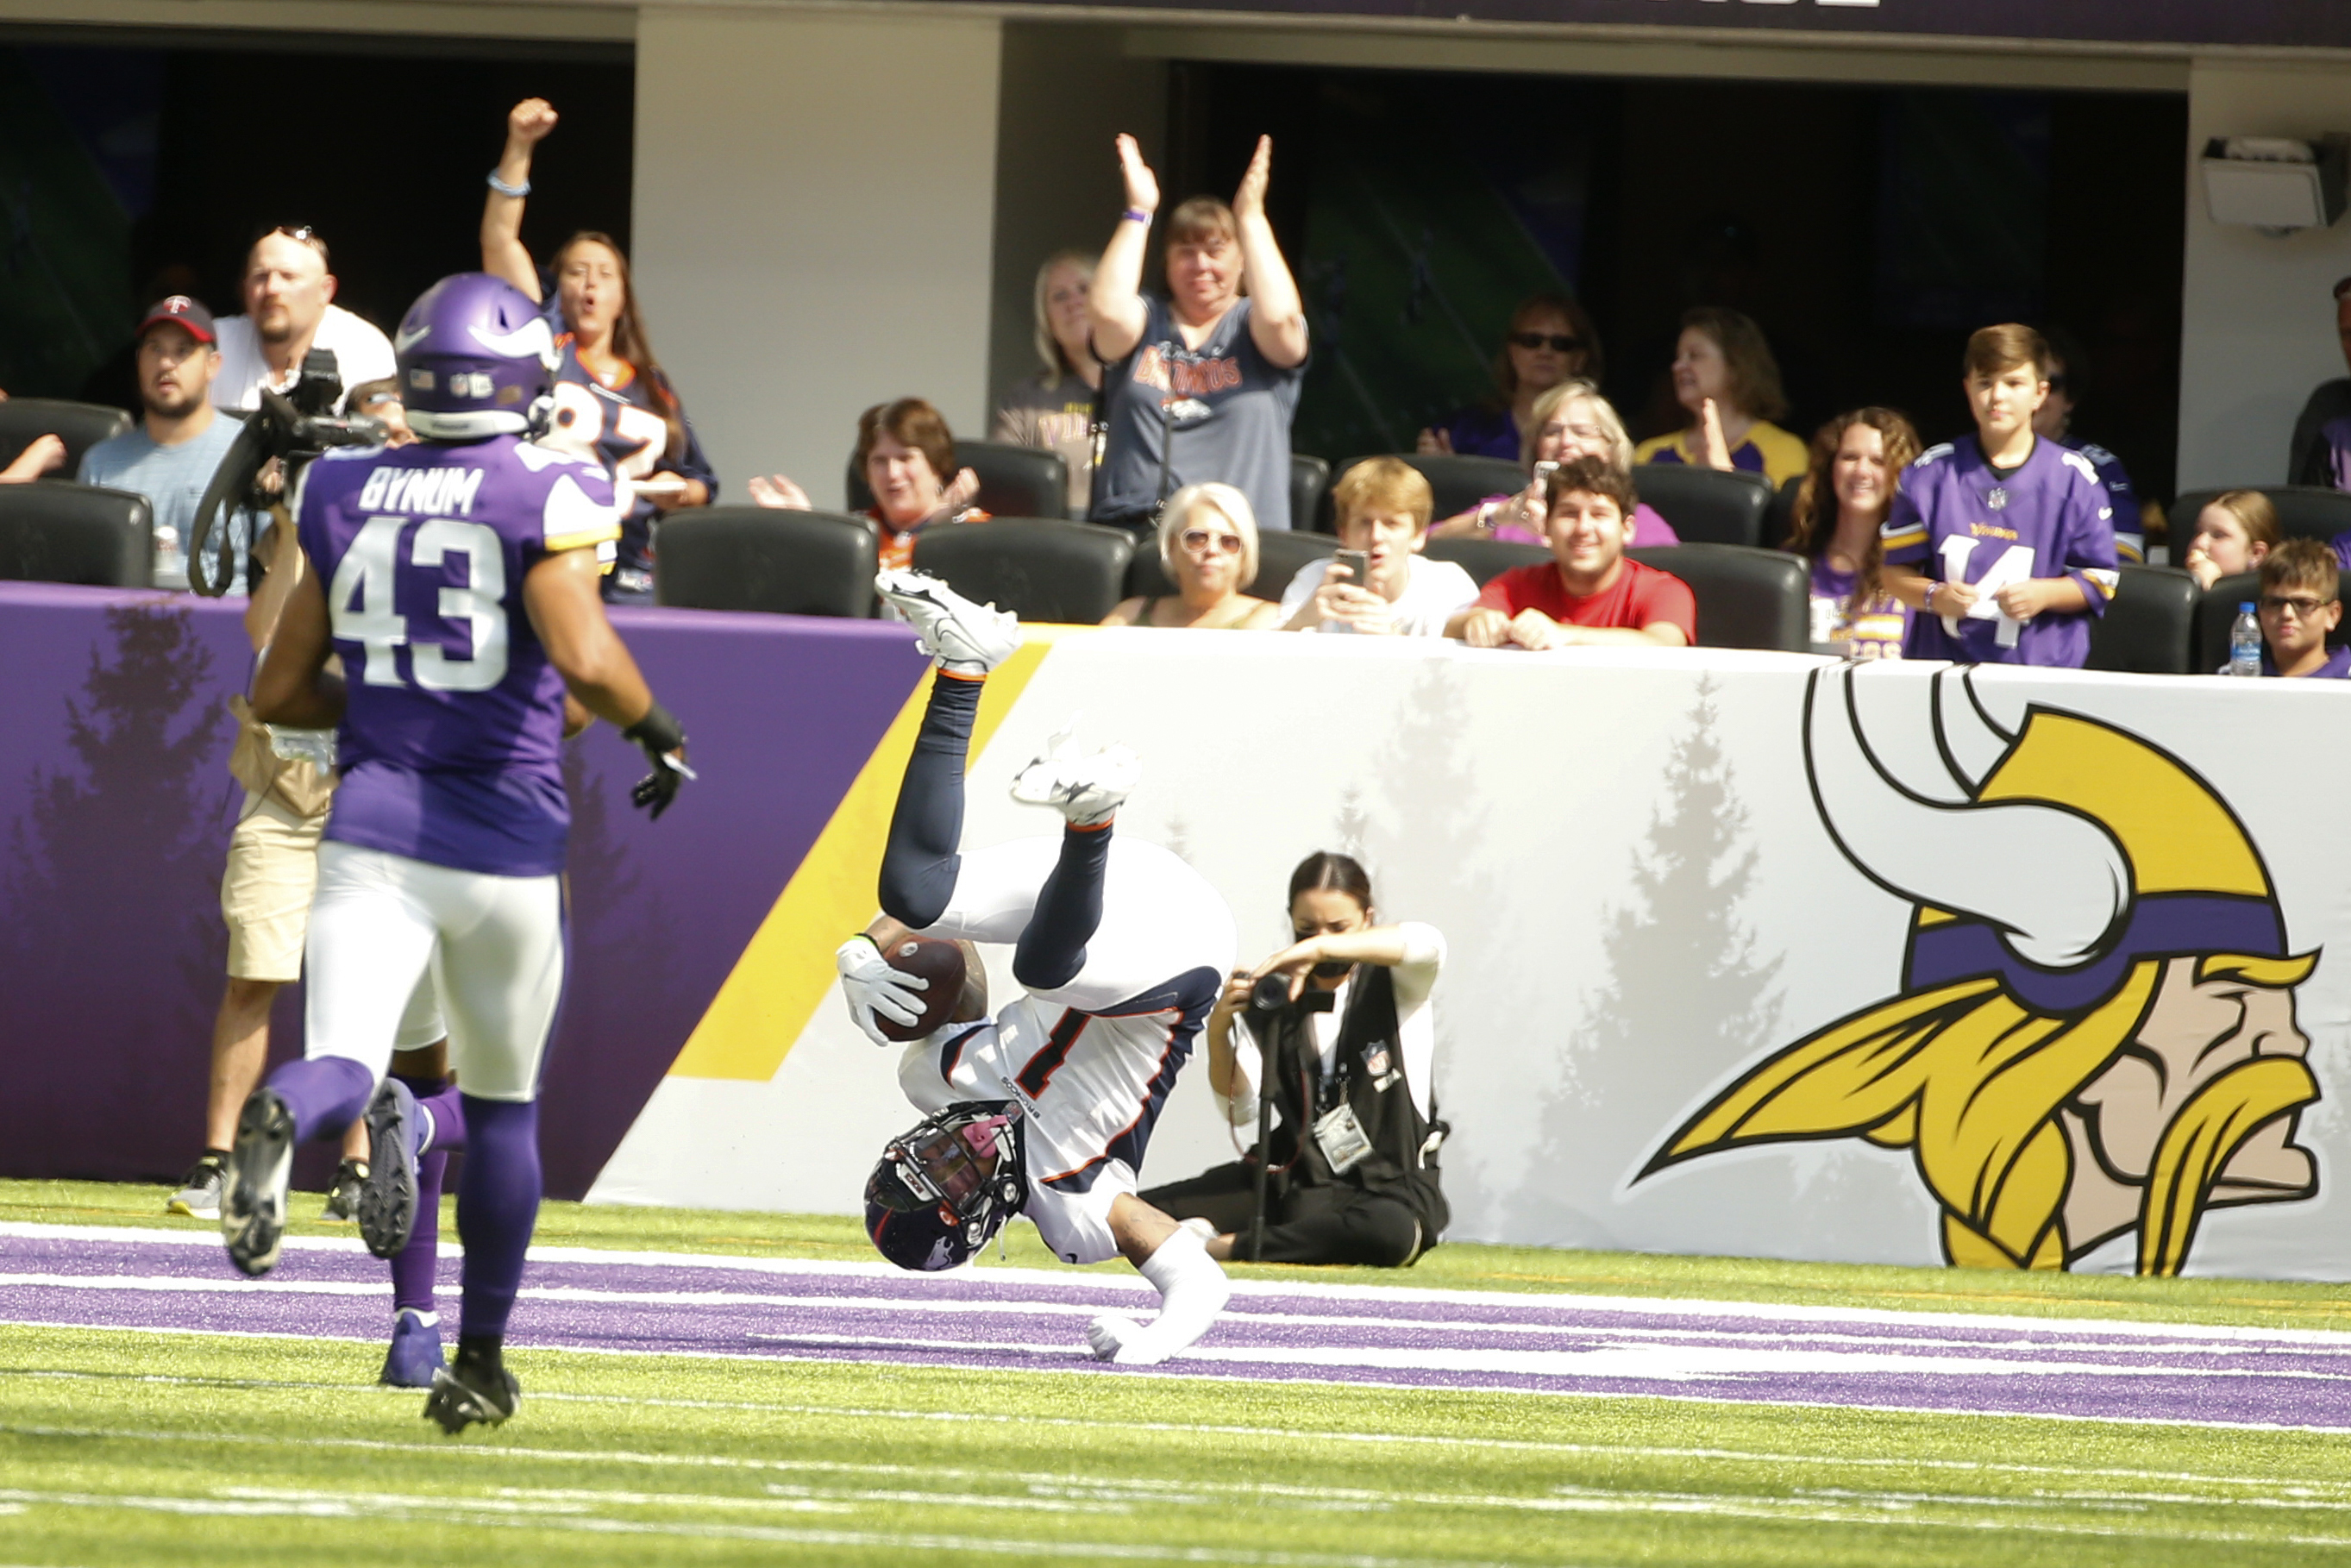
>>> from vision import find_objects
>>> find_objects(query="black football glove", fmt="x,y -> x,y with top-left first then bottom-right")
622,701 -> 694,820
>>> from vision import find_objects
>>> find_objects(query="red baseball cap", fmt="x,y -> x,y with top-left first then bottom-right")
137,295 -> 216,345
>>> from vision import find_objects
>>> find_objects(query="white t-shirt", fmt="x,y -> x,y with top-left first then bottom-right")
210,304 -> 396,412
1279,555 -> 1478,637
1219,922 -> 1445,1129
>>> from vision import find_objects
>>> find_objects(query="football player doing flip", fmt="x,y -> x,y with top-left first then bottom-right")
838,571 -> 1237,1365
226,273 -> 693,1433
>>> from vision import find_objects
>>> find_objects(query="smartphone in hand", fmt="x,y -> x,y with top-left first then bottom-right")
1332,549 -> 1370,586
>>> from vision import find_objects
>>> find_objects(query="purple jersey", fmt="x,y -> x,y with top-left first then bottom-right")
2059,437 -> 2144,563
1880,436 -> 2119,669
295,436 -> 622,876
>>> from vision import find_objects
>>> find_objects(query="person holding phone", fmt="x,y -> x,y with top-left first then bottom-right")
1277,458 -> 1476,636
1431,379 -> 1677,547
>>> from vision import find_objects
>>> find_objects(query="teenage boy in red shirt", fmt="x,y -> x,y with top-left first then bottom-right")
1448,455 -> 1696,649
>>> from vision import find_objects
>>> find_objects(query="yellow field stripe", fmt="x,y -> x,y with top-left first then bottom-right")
665,635 -> 1059,1081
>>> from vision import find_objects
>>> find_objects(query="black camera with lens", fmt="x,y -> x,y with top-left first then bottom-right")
188,348 -> 391,598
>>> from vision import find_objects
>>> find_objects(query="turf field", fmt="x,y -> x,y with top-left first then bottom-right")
2,1179 -> 2347,1566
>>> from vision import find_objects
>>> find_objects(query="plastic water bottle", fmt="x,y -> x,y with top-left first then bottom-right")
2229,603 -> 2263,677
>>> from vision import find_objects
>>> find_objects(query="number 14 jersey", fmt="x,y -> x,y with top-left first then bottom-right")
295,436 -> 622,877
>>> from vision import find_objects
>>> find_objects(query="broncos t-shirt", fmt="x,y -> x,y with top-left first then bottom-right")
1090,295 -> 1305,530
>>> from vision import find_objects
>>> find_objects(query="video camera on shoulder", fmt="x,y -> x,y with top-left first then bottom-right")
188,348 -> 392,598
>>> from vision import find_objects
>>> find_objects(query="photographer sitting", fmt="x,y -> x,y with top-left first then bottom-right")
1140,852 -> 1446,1267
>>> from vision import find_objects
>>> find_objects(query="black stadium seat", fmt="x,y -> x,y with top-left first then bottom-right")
654,507 -> 877,618
2194,568 -> 2351,674
0,398 -> 133,479
2168,486 -> 2351,549
846,440 -> 1070,521
2085,565 -> 2197,675
1631,464 -> 1773,548
0,481 -> 153,586
1322,453 -> 1523,532
1421,536 -> 1547,586
914,518 -> 1134,624
1123,525 -> 1333,604
1289,453 -> 1330,536
1626,543 -> 1808,651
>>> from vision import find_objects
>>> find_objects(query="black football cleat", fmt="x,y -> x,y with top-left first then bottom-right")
424,1347 -> 520,1435
357,1077 -> 419,1260
221,1088 -> 296,1279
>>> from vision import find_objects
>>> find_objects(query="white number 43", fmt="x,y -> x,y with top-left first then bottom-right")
329,515 -> 510,692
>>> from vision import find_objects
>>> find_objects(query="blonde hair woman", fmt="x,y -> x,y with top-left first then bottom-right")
2181,490 -> 2281,590
990,249 -> 1099,515
1102,482 -> 1282,629
1431,379 -> 1677,547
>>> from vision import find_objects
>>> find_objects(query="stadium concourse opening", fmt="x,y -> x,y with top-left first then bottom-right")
0,34 -> 632,408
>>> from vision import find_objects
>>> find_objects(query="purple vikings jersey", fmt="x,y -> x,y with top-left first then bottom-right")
295,436 -> 622,876
1881,436 -> 2119,668
2059,437 -> 2144,563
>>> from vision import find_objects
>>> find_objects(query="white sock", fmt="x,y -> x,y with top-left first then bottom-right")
1088,1227 -> 1229,1367
397,1308 -> 439,1328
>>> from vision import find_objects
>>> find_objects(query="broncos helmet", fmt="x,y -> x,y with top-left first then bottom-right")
395,273 -> 557,442
865,1101 -> 1025,1271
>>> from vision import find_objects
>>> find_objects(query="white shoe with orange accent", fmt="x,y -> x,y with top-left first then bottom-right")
875,568 -> 1019,675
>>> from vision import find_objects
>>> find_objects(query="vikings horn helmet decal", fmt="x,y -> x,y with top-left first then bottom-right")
1643,664 -> 2321,1276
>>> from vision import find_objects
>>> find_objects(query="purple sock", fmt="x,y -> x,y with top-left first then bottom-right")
266,1056 -> 373,1144
413,1082 -> 467,1155
387,1073 -> 454,1318
455,1096 -> 541,1342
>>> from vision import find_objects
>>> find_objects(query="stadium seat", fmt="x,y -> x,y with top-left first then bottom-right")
1123,525 -> 1333,604
2085,565 -> 2197,675
0,398 -> 133,479
845,440 -> 1070,521
0,481 -> 153,587
1630,464 -> 1773,548
1626,543 -> 1809,651
1421,536 -> 1549,587
2168,486 -> 2351,549
654,507 -> 877,618
1290,454 -> 1331,536
914,517 -> 1134,624
1766,474 -> 1805,549
1322,453 -> 1524,532
2194,568 -> 2351,674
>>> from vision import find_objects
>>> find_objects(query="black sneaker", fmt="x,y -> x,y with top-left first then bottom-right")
166,1154 -> 226,1220
320,1158 -> 368,1223
357,1077 -> 419,1260
424,1345 -> 520,1435
221,1089 -> 295,1278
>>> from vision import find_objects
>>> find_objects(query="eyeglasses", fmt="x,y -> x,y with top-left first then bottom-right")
2259,593 -> 2336,617
1179,528 -> 1244,554
1510,331 -> 1583,353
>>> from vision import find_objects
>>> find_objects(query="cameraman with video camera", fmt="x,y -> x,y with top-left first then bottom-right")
1139,852 -> 1447,1268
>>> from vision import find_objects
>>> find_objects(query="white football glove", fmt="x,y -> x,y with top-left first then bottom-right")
837,936 -> 927,1048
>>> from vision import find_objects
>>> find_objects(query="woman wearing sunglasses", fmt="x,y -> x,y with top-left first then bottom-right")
1102,482 -> 1282,629
1416,292 -> 1603,461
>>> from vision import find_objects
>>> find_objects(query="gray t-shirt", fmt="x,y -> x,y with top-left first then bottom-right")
1091,295 -> 1306,530
77,416 -> 254,593
991,370 -> 1096,516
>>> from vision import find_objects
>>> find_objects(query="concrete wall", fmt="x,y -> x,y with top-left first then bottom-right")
2178,62 -> 2351,490
986,23 -> 1167,412
632,5 -> 1002,509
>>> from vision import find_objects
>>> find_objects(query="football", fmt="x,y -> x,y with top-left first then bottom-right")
875,935 -> 969,1042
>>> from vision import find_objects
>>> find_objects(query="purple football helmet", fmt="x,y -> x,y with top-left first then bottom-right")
395,273 -> 556,442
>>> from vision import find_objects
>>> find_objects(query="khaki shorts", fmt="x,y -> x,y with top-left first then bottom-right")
221,791 -> 326,982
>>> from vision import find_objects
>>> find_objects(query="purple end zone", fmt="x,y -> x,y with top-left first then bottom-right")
3,1231 -> 2348,1431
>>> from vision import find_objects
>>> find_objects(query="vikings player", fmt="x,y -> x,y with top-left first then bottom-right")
837,571 -> 1238,1366
228,273 -> 693,1433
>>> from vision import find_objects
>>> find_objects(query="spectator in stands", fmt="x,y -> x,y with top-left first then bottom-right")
2032,326 -> 2147,562
1785,407 -> 1921,659
2287,275 -> 2351,489
2181,489 -> 2279,590
77,297 -> 257,593
1102,481 -> 1281,630
1280,457 -> 1475,636
210,227 -> 395,412
2249,538 -> 2348,678
344,378 -> 416,447
1633,307 -> 1807,487
751,398 -> 983,572
1088,133 -> 1308,535
483,98 -> 718,602
1879,323 -> 2116,668
1415,292 -> 1602,461
994,250 -> 1100,516
1431,379 -> 1677,547
1449,456 -> 1695,649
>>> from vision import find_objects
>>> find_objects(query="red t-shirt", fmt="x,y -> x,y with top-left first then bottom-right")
1475,557 -> 1697,643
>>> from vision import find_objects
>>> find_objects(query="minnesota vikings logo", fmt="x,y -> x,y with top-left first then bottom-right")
1643,665 -> 2322,1276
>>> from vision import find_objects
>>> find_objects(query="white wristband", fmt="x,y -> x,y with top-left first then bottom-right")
487,170 -> 530,198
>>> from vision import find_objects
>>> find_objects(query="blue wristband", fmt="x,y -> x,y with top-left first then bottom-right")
487,170 -> 530,198
1122,207 -> 1151,225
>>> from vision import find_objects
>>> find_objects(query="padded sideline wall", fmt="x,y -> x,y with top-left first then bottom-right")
2178,61 -> 2351,491
632,6 -> 1001,508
